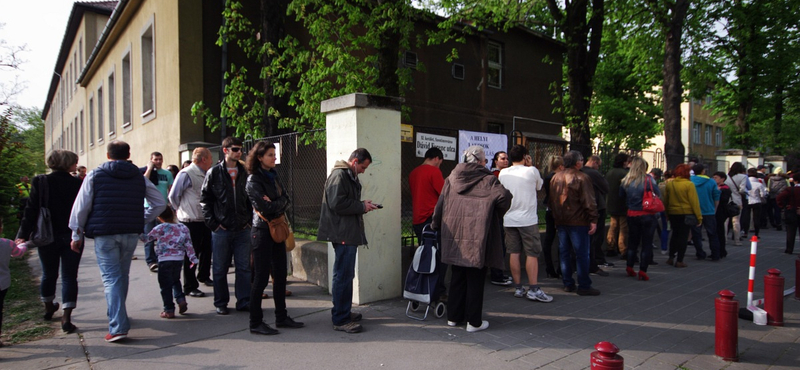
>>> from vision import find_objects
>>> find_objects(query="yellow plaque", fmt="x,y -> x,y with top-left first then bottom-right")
401,124 -> 414,143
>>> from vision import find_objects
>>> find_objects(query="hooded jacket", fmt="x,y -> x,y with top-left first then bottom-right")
431,163 -> 511,270
318,160 -> 368,246
691,175 -> 721,215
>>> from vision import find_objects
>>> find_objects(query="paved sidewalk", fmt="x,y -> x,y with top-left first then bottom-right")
1,228 -> 798,369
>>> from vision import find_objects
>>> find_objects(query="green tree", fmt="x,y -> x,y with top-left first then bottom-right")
193,0 -> 416,144
0,106 -> 46,238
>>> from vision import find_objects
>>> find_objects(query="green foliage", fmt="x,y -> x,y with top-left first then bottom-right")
0,106 -> 46,238
1,252 -> 56,344
192,0 -> 418,145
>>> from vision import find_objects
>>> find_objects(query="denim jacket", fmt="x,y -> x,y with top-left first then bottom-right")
619,175 -> 660,212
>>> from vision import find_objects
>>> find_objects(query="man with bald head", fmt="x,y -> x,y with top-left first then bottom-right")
169,148 -> 214,297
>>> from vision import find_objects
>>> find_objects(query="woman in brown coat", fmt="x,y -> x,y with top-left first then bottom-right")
432,146 -> 512,333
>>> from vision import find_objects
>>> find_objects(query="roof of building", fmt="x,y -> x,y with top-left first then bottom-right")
42,1 -> 118,118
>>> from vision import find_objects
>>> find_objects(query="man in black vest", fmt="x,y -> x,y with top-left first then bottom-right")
69,141 -> 166,342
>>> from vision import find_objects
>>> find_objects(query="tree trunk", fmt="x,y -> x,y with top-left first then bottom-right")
261,0 -> 288,136
662,0 -> 689,171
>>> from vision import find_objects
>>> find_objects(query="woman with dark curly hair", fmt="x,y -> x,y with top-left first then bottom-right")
244,141 -> 304,335
663,164 -> 702,268
16,150 -> 83,333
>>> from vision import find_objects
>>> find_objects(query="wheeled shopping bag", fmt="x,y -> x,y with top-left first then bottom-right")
403,225 -> 446,320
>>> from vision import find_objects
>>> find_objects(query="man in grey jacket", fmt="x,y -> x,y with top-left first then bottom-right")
318,148 -> 379,334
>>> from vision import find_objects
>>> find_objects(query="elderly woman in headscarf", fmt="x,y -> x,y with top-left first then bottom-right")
431,145 -> 511,333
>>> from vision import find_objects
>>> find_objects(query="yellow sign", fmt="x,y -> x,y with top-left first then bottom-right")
401,124 -> 414,143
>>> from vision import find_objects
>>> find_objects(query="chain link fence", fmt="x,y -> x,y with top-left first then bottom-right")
208,130 -> 327,236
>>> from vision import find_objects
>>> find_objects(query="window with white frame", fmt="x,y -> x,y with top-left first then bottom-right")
716,127 -> 723,147
97,86 -> 104,142
487,42 -> 503,89
141,21 -> 155,118
704,125 -> 711,145
79,109 -> 84,152
108,71 -> 116,135
89,96 -> 94,146
122,52 -> 132,127
692,122 -> 701,144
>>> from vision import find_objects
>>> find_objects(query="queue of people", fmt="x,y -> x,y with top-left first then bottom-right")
5,140 -> 798,342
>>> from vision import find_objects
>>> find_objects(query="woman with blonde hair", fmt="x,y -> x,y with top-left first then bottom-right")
663,164 -> 702,268
619,157 -> 659,280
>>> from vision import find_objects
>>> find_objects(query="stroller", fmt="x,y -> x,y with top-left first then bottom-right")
404,225 -> 446,321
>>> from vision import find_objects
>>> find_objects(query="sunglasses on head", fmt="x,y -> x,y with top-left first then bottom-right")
227,147 -> 242,152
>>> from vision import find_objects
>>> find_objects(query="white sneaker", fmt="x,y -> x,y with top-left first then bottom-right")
513,287 -> 526,298
466,320 -> 489,333
447,321 -> 458,327
526,288 -> 553,303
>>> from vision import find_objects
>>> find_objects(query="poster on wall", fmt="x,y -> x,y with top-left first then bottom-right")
458,130 -> 508,168
416,132 -> 458,161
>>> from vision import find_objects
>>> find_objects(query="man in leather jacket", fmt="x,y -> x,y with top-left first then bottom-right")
200,137 -> 252,315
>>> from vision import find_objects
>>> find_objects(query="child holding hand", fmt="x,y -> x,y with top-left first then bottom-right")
146,207 -> 199,318
1,219 -> 29,346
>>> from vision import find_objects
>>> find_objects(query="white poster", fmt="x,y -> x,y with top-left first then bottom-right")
415,132 -> 458,161
458,130 -> 508,168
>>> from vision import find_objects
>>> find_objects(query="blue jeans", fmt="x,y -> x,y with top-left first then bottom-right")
143,218 -> 160,265
331,244 -> 357,326
38,234 -> 83,308
558,226 -> 592,290
691,215 -> 720,259
94,234 -> 139,335
211,228 -> 251,310
158,260 -> 186,312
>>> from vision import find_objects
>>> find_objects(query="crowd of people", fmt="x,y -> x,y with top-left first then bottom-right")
412,147 -> 800,333
1,139 -> 798,344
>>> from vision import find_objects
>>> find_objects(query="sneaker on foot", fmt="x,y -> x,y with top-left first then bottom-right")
333,321 -> 362,333
105,333 -> 128,342
513,287 -> 526,298
601,262 -> 615,268
526,288 -> 553,302
490,279 -> 513,286
447,321 -> 460,327
148,263 -> 158,272
466,320 -> 489,333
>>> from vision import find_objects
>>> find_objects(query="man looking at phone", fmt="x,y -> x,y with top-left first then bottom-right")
318,148 -> 378,334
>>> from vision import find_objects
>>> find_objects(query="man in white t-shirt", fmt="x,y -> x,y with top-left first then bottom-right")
498,145 -> 553,303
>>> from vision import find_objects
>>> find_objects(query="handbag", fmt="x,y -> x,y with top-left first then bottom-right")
642,176 -> 665,213
256,211 -> 293,246
30,175 -> 54,247
725,197 -> 741,218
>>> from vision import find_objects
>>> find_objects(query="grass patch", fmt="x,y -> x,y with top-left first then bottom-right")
1,251 -> 56,345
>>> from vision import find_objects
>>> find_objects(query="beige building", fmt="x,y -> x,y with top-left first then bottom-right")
643,96 -> 726,171
43,0 -> 216,169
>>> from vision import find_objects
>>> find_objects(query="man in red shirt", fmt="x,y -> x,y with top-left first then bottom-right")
409,147 -> 447,298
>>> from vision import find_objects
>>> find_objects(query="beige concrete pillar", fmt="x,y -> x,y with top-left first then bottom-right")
320,93 -> 403,304
715,149 -> 750,171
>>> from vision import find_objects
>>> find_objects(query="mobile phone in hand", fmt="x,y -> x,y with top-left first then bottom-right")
374,204 -> 383,209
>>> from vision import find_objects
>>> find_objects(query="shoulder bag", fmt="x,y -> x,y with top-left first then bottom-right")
30,175 -> 54,247
642,176 -> 665,213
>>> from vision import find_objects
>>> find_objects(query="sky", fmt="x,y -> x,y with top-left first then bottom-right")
1,0 -> 75,110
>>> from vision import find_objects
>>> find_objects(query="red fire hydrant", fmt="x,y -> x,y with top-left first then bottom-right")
590,341 -> 623,370
764,268 -> 785,326
715,289 -> 739,362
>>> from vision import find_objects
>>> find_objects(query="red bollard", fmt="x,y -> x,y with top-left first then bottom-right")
764,268 -> 785,326
590,341 -> 623,370
715,289 -> 739,362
